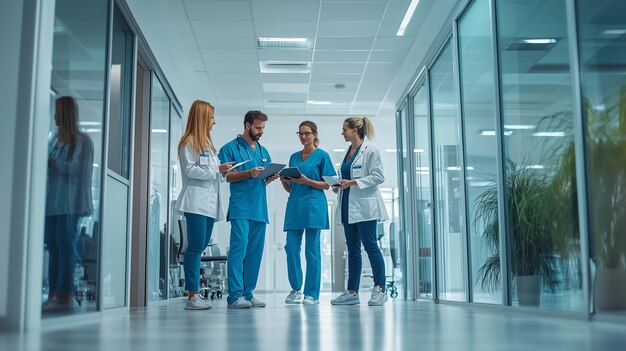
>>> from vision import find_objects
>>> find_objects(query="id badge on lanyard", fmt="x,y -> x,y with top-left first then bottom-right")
199,153 -> 210,167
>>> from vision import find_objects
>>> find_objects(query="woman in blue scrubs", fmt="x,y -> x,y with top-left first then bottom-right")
280,121 -> 336,305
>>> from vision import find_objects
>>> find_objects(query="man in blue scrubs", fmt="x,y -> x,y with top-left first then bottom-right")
219,110 -> 278,308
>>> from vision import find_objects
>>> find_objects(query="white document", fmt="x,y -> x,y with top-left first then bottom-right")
226,160 -> 250,173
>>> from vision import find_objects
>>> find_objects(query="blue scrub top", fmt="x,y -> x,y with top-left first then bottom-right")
284,148 -> 336,231
218,136 -> 272,223
341,145 -> 361,225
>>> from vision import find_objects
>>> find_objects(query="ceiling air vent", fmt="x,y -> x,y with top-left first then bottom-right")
257,37 -> 312,49
260,61 -> 311,74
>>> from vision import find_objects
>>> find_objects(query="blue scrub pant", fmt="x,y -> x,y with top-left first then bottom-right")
44,214 -> 79,295
285,229 -> 321,300
183,212 -> 215,293
227,219 -> 266,304
344,220 -> 386,291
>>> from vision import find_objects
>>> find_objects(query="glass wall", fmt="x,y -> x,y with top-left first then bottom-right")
167,108 -> 183,298
42,0 -> 109,316
576,0 -> 626,313
147,76 -> 171,302
396,105 -> 410,298
412,83 -> 433,298
429,42 -> 467,302
458,0 -> 501,304
496,0 -> 583,310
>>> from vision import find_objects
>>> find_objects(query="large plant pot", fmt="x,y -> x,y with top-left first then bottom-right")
516,275 -> 540,306
595,267 -> 626,311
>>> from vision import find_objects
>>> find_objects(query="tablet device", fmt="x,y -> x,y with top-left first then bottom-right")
322,175 -> 341,187
258,163 -> 286,179
226,160 -> 249,173
278,166 -> 302,179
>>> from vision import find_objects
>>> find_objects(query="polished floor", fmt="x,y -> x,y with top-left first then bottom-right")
2,293 -> 626,350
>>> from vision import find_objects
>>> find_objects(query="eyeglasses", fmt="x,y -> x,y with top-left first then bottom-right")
296,132 -> 314,137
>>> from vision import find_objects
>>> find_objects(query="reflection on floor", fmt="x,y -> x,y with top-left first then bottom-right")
2,293 -> 626,350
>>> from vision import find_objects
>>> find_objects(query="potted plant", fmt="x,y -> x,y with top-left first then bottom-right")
474,160 -> 557,306
539,91 -> 626,311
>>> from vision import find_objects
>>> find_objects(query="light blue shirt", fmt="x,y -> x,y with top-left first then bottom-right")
218,136 -> 272,223
46,132 -> 94,217
284,148 -> 336,231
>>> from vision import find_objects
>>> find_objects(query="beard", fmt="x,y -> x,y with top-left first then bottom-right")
248,129 -> 262,141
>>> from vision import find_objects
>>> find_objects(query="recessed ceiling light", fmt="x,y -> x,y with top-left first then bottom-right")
521,38 -> 557,44
396,0 -> 421,36
504,124 -> 535,130
532,132 -> 566,137
479,130 -> 513,136
602,29 -> 626,35
257,37 -> 312,49
307,100 -> 332,105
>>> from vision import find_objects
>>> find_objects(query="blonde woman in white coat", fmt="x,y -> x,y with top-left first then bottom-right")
176,100 -> 233,310
330,116 -> 389,307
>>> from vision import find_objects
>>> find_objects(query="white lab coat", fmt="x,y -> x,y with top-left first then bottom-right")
335,141 -> 389,225
175,144 -> 225,221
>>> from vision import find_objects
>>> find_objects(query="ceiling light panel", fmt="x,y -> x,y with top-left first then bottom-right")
257,37 -> 313,49
258,49 -> 313,62
396,0 -> 420,36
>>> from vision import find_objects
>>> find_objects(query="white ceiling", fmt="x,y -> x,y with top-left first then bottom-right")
164,0 -> 435,119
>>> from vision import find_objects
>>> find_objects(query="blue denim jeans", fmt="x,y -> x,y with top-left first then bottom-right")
183,212 -> 215,293
344,220 -> 386,291
45,214 -> 79,295
285,228 -> 321,300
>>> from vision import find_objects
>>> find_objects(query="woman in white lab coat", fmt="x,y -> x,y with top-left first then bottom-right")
176,100 -> 232,310
330,116 -> 389,307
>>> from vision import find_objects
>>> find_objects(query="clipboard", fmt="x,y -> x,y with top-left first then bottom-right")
226,160 -> 250,173
322,175 -> 341,187
258,163 -> 286,179
278,166 -> 302,179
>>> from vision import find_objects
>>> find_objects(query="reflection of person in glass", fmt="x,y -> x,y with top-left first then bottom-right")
44,96 -> 94,310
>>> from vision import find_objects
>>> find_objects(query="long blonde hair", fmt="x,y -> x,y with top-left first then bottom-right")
55,96 -> 80,159
178,100 -> 216,154
344,116 -> 375,140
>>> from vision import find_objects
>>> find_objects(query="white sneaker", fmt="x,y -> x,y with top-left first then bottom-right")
185,295 -> 211,310
368,286 -> 388,306
285,290 -> 303,304
331,291 -> 360,305
228,297 -> 252,309
302,296 -> 319,305
248,297 -> 266,308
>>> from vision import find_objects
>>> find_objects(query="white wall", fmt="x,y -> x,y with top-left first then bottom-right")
0,0 -> 24,322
